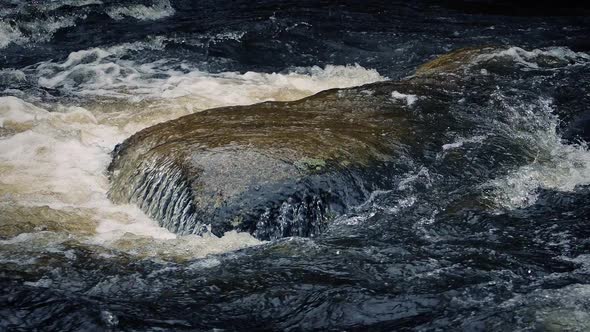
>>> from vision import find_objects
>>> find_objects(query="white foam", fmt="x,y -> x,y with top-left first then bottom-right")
391,91 -> 418,106
385,196 -> 417,215
0,0 -> 172,49
0,15 -> 79,48
486,142 -> 590,209
206,31 -> 246,42
95,230 -> 263,260
0,21 -> 22,48
484,97 -> 590,209
0,96 -> 50,127
0,99 -> 185,247
32,43 -> 384,134
475,47 -> 590,69
35,44 -> 385,105
157,64 -> 384,103
106,0 -> 175,21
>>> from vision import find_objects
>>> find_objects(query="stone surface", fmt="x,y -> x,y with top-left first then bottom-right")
106,47 -> 500,240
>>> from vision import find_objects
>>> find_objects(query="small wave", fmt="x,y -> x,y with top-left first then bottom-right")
0,15 -> 81,49
475,46 -> 590,69
106,0 -> 175,21
486,141 -> 590,209
483,96 -> 590,209
0,21 -> 23,48
0,0 -> 174,49
34,42 -> 385,104
0,0 -> 103,15
0,96 -> 49,128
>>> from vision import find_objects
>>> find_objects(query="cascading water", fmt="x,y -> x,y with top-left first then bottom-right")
1,1 -> 590,331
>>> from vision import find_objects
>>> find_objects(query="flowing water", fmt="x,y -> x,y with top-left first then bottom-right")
1,1 -> 590,331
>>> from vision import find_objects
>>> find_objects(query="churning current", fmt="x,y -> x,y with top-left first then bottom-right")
1,1 -> 590,331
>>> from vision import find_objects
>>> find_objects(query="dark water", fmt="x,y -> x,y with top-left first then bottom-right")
1,1 -> 590,331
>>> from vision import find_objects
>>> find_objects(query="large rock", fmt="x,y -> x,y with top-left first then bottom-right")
106,46 -> 510,240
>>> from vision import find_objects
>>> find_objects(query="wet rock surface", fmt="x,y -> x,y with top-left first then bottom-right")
108,46 -> 564,240
107,81 -> 423,239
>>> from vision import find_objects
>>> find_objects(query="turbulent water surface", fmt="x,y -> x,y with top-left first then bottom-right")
1,1 -> 590,331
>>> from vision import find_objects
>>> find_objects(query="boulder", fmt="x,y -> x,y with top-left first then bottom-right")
106,46 -> 499,240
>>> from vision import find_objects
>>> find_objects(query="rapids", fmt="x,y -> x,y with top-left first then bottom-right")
1,1 -> 590,331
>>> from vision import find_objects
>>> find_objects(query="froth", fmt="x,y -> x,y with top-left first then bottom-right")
31,43 -> 385,131
487,142 -> 590,209
0,96 -> 49,128
35,43 -> 385,104
0,0 -> 174,49
106,0 -> 175,21
0,21 -> 23,48
475,47 -> 590,69
0,96 -> 241,258
484,97 -> 590,209
0,15 -> 79,48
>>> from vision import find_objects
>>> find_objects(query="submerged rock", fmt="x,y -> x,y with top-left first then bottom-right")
0,205 -> 97,239
107,46 -> 587,240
